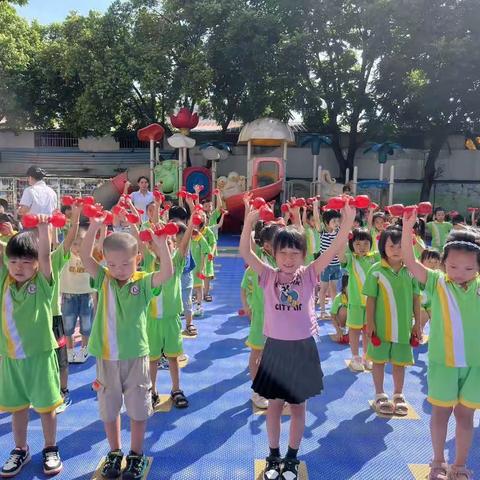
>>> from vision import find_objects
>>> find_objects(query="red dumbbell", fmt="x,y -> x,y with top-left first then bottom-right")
259,205 -> 275,222
350,195 -> 370,209
82,196 -> 95,206
294,198 -> 306,208
213,188 -> 220,195
467,207 -> 478,213
280,203 -> 290,213
403,205 -> 417,218
177,190 -> 187,199
62,195 -> 75,206
417,202 -> 433,215
139,230 -> 153,242
410,333 -> 420,348
208,253 -> 214,261
386,204 -> 405,217
371,333 -> 382,347
192,214 -> 203,226
153,190 -> 165,203
22,213 -> 67,229
238,308 -> 247,316
251,197 -> 266,209
103,211 -> 114,226
162,222 -> 180,236
325,196 -> 346,210
197,272 -> 206,280
126,213 -> 140,224
369,202 -> 379,210
112,205 -> 126,216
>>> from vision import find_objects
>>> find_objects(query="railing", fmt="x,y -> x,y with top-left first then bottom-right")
34,132 -> 79,148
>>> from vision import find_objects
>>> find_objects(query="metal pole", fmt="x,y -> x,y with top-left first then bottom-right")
388,165 -> 395,205
149,139 -> 155,188
353,166 -> 358,195
312,154 -> 318,184
283,141 -> 288,202
211,155 -> 218,208
317,165 -> 322,197
247,141 -> 252,190
379,163 -> 384,182
345,168 -> 350,184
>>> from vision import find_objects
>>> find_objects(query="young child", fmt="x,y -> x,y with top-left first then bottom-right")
0,218 -> 64,477
367,208 -> 386,252
302,199 -> 321,264
330,275 -> 349,343
318,209 -> 342,317
426,207 -> 452,251
244,221 -> 279,410
240,200 -> 355,480
145,219 -> 194,410
199,219 -> 216,302
339,228 -> 378,371
413,219 -> 427,259
419,248 -> 441,330
363,226 -> 421,416
190,221 -> 210,316
60,227 -> 95,363
80,216 -> 173,480
402,214 -> 480,480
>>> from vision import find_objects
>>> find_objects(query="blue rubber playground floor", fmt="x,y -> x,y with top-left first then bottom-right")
1,235 -> 479,479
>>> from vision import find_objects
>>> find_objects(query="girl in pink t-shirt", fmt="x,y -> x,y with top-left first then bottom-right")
240,200 -> 356,480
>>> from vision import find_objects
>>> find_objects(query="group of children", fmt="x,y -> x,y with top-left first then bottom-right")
240,198 -> 479,480
0,180 -> 225,479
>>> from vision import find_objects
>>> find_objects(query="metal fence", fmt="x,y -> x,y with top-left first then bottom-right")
0,177 -> 105,211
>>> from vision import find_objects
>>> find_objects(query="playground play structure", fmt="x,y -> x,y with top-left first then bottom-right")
93,114 -> 398,223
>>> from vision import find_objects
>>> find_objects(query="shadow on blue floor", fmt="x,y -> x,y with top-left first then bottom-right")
1,240 -> 479,479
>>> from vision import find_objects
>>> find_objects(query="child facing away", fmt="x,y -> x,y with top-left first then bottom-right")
240,200 -> 356,480
339,227 -> 379,372
60,226 -> 96,363
80,216 -> 173,480
144,218 -> 194,410
426,206 -> 453,251
0,217 -> 64,477
318,209 -> 343,317
402,213 -> 480,480
363,226 -> 421,416
330,275 -> 349,343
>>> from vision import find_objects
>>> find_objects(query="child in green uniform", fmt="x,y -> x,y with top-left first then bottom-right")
191,222 -> 210,317
426,207 -> 452,251
367,209 -> 386,252
244,222 -> 279,410
144,219 -> 193,410
80,216 -> 173,480
199,223 -> 216,302
302,199 -> 321,263
330,275 -> 349,343
0,217 -> 64,478
339,228 -> 379,371
402,216 -> 480,480
419,249 -> 441,331
363,226 -> 421,416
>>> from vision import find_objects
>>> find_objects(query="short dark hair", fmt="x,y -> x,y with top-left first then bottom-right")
434,206 -> 445,214
169,206 -> 189,222
5,232 -> 39,260
175,222 -> 187,236
420,248 -> 441,264
372,212 -> 385,222
443,230 -> 480,268
451,214 -> 465,225
378,225 -> 402,260
323,209 -> 341,225
348,227 -> 373,251
61,205 -> 72,214
260,223 -> 281,246
253,220 -> 264,246
137,176 -> 149,185
273,227 -> 306,256
26,166 -> 46,181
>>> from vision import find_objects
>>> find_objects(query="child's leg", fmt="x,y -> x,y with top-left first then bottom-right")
452,404 -> 475,467
149,360 -> 158,395
104,416 -> 122,451
248,349 -> 262,380
430,405 -> 453,464
349,329 -> 362,356
167,357 -> 180,391
204,277 -> 210,297
337,306 -> 347,330
372,363 -> 386,394
12,409 -> 29,449
39,411 -> 57,447
318,281 -> 328,313
266,399 -> 285,450
392,365 -> 405,395
81,335 -> 89,348
66,337 -> 74,349
328,280 -> 338,304
288,402 -> 306,450
130,419 -> 147,454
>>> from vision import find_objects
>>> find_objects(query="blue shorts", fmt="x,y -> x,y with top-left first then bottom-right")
61,293 -> 94,336
321,264 -> 342,282
181,271 -> 193,316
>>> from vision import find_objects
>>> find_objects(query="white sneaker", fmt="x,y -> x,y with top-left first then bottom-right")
79,346 -> 89,362
363,358 -> 373,370
67,349 -> 74,363
350,356 -> 365,372
252,392 -> 269,409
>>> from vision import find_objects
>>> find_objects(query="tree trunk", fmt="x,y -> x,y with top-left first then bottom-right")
420,127 -> 448,202
330,134 -> 348,181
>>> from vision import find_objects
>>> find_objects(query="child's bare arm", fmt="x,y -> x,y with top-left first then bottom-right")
80,217 -> 104,279
151,234 -> 173,287
240,208 -> 267,276
37,215 -> 52,281
178,216 -> 194,258
63,204 -> 81,254
365,296 -> 376,338
401,212 -> 428,285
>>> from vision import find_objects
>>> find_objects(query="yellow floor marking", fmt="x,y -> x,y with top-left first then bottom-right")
369,400 -> 420,420
408,464 -> 430,479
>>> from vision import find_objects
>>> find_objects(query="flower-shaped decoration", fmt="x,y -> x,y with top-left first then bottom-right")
170,108 -> 199,135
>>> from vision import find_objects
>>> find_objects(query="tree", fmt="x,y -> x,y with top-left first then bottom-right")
375,0 -> 480,200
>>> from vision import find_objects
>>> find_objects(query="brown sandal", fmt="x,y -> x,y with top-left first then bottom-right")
428,461 -> 448,480
392,394 -> 409,416
373,393 -> 395,415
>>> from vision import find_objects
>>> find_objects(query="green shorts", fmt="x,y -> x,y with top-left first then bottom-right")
147,315 -> 183,359
367,340 -> 414,366
346,304 -> 366,330
245,309 -> 265,350
192,268 -> 203,288
0,350 -> 63,413
428,362 -> 480,409
205,257 -> 214,278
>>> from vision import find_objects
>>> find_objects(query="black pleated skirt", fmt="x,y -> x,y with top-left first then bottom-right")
252,336 -> 323,404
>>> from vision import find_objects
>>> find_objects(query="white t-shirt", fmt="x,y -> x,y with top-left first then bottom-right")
131,190 -> 154,221
60,254 -> 96,294
19,180 -> 57,215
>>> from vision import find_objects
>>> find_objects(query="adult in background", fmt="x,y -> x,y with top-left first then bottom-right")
127,176 -> 154,222
18,166 -> 58,216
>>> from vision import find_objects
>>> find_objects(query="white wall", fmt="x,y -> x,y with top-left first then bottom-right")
78,136 -> 120,151
0,130 -> 35,148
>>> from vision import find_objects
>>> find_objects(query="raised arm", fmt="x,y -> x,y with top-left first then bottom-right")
178,215 -> 194,258
312,199 -> 321,232
401,211 -> 428,285
313,205 -> 356,276
63,204 -> 81,253
37,215 -> 52,281
150,234 -> 174,287
366,205 -> 374,229
80,217 -> 104,279
239,208 -> 268,276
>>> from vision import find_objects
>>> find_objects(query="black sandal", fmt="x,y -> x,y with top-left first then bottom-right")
203,294 -> 213,302
184,324 -> 197,336
171,389 -> 189,409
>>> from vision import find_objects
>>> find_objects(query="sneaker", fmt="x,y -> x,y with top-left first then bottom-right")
42,446 -> 62,476
151,391 -> 160,409
1,447 -> 31,477
263,455 -> 282,480
178,354 -> 189,363
101,450 -> 124,479
252,392 -> 269,409
122,452 -> 148,480
55,390 -> 72,414
281,458 -> 300,480
79,346 -> 89,362
193,305 -> 203,317
350,356 -> 365,372
67,348 -> 74,363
